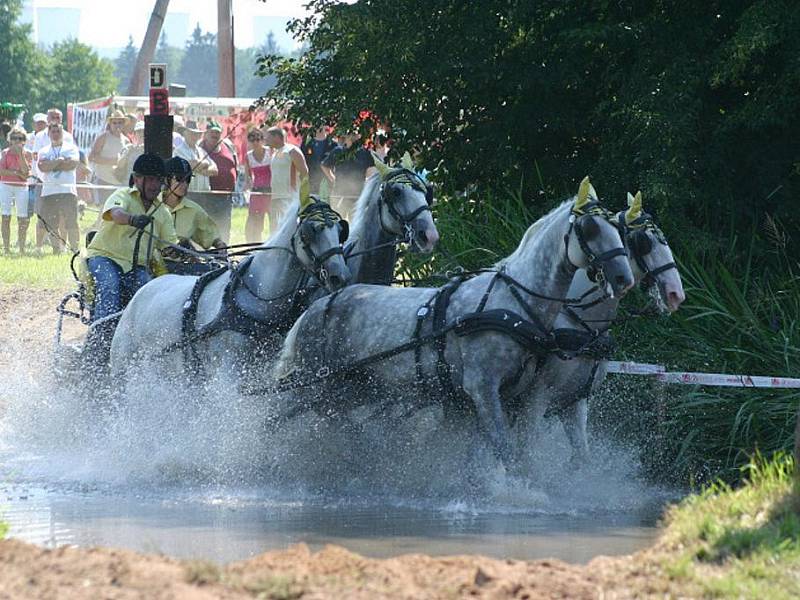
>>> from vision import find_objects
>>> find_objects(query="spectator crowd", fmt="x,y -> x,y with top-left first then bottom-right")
0,106 -> 391,256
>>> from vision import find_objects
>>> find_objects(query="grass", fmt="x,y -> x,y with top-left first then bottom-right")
0,206 -> 251,289
653,453 -> 800,599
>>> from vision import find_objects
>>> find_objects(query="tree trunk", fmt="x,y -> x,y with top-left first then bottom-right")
217,0 -> 236,97
128,0 -> 171,95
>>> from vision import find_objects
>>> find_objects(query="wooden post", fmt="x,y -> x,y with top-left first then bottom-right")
218,0 -> 236,97
128,0 -> 171,96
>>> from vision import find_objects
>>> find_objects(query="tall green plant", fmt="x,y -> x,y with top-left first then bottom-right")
597,235 -> 800,484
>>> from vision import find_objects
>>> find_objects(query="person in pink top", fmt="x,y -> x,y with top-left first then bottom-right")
244,127 -> 272,242
0,126 -> 31,254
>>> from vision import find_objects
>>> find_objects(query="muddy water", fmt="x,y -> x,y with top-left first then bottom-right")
0,480 -> 667,564
0,349 -> 677,565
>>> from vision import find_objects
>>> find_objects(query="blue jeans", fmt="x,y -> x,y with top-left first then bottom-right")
87,256 -> 151,321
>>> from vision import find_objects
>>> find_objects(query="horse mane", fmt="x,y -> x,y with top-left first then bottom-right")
263,199 -> 300,247
350,173 -> 382,235
495,198 -> 573,268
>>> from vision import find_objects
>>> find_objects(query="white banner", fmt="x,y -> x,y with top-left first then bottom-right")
72,103 -> 111,153
606,361 -> 800,389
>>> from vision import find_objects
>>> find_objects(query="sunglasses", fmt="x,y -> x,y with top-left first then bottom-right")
9,136 -> 26,141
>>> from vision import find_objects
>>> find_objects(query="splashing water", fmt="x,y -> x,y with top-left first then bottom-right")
0,334 -> 677,562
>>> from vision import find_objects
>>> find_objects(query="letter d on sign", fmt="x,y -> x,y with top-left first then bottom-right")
149,63 -> 167,88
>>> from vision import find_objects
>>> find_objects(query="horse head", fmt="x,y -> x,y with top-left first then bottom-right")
565,177 -> 634,298
619,191 -> 685,312
293,200 -> 351,292
371,152 -> 439,253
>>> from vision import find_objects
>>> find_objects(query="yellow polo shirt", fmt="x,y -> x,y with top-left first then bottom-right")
169,198 -> 220,249
86,187 -> 178,273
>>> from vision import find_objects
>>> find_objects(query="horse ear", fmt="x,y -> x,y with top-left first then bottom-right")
625,190 -> 643,224
298,176 -> 313,211
575,176 -> 592,210
400,151 -> 414,170
371,151 -> 392,178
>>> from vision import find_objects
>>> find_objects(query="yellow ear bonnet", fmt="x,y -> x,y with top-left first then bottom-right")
575,176 -> 592,211
625,190 -> 643,225
371,151 -> 392,178
400,151 -> 414,170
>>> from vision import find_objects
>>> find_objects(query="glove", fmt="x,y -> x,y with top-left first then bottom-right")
129,214 -> 153,229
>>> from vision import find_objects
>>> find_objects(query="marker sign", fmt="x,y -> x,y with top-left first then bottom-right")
149,64 -> 167,89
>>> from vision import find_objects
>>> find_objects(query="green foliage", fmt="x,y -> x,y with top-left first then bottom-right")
178,24 -> 218,97
236,32 -> 280,99
594,231 -> 800,484
114,36 -> 138,93
0,0 -> 49,117
260,0 -> 800,254
154,32 -> 185,85
38,39 -> 118,115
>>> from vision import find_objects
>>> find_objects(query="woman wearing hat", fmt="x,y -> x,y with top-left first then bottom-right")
88,108 -> 130,207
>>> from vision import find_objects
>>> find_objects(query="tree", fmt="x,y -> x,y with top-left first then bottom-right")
155,31 -> 185,82
114,36 -> 138,93
178,24 -> 217,96
39,39 -> 118,115
0,0 -> 49,119
260,0 -> 800,251
237,31 -> 280,98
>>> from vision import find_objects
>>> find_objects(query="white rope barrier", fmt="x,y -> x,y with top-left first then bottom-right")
606,360 -> 800,389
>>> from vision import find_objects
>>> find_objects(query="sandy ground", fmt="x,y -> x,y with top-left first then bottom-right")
0,285 -> 675,599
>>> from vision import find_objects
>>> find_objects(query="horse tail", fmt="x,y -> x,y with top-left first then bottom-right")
273,314 -> 304,380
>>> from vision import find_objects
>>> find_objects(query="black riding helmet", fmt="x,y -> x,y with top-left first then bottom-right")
164,156 -> 193,184
132,152 -> 166,177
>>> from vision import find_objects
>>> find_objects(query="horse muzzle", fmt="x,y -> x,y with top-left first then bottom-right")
600,256 -> 635,298
411,218 -> 440,253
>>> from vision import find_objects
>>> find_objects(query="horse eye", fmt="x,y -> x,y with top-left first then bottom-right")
580,215 -> 600,240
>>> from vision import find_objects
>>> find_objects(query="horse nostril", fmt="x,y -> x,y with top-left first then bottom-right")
417,230 -> 428,244
615,274 -> 631,290
328,275 -> 343,289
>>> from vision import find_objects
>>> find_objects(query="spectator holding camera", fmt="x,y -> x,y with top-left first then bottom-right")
0,126 -> 31,254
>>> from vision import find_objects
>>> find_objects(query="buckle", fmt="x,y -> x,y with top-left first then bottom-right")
315,366 -> 331,379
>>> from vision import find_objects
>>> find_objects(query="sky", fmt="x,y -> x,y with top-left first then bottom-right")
21,0 -> 313,55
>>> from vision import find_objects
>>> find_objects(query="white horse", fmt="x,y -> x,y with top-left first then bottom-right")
109,199 -> 351,381
338,152 -> 439,285
519,191 -> 685,464
274,178 -> 635,464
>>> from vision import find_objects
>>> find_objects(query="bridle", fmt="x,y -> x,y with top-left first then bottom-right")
377,168 -> 434,243
290,201 -> 347,285
620,212 -> 678,290
564,202 -> 629,288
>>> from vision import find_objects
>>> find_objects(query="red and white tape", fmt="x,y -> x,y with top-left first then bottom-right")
606,361 -> 800,389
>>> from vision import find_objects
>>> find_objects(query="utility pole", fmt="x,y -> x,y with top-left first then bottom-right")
128,0 -> 171,96
218,0 -> 236,97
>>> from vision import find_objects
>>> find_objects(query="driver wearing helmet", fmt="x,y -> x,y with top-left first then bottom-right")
162,156 -> 226,275
85,152 -> 178,321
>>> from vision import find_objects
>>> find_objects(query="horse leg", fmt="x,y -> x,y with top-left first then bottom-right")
559,398 -> 590,468
462,374 -> 513,467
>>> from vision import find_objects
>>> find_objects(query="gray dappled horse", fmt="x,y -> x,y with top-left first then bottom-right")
519,191 -> 685,465
109,199 -> 350,381
342,153 -> 439,285
274,178 -> 635,465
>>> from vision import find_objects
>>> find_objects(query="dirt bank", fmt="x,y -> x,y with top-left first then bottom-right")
1,536 -> 680,599
0,285 -> 677,599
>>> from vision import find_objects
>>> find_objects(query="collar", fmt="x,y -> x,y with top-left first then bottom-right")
130,187 -> 164,210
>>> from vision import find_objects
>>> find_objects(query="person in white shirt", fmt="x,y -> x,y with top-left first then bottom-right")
264,126 -> 308,228
24,113 -> 48,220
36,122 -> 80,254
32,108 -> 74,153
174,120 -> 218,193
